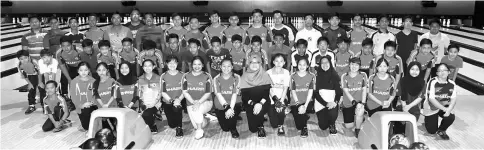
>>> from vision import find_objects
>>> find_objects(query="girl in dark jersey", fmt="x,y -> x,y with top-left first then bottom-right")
367,58 -> 396,117
213,58 -> 241,138
407,38 -> 435,81
313,55 -> 342,135
223,12 -> 246,50
69,62 -> 97,132
160,55 -> 185,138
182,56 -> 213,140
139,59 -> 162,133
340,57 -> 368,138
93,63 -> 117,108
290,58 -> 315,138
359,38 -> 375,77
114,62 -> 139,110
423,63 -> 456,140
118,38 -> 140,77
42,81 -> 71,132
57,36 -> 81,96
97,40 -> 120,79
400,62 -> 425,120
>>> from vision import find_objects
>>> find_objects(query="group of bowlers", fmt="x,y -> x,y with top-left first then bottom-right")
16,8 -> 460,146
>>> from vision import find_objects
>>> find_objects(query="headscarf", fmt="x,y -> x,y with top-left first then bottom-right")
240,54 -> 272,89
402,61 -> 425,96
117,61 -> 137,85
315,55 -> 340,90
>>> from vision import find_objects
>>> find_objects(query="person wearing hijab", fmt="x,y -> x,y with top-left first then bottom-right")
400,61 -> 426,120
240,54 -> 272,138
313,55 -> 343,135
114,62 -> 140,111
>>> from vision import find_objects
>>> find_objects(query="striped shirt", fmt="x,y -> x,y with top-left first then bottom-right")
182,72 -> 213,106
341,72 -> 368,108
291,72 -> 316,105
161,71 -> 184,104
213,74 -> 241,110
368,74 -> 395,110
21,29 -> 48,60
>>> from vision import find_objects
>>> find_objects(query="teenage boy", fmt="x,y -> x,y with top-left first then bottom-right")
371,14 -> 396,56
322,12 -> 348,51
271,10 -> 295,47
295,14 -> 322,53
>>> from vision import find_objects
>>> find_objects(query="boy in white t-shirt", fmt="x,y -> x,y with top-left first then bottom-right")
38,49 -> 62,112
418,19 -> 450,63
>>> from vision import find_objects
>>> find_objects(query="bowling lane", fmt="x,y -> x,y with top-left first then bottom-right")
0,24 -> 30,31
460,26 -> 484,33
1,24 -> 90,47
1,24 -> 69,39
1,71 -> 27,90
1,24 -> 66,35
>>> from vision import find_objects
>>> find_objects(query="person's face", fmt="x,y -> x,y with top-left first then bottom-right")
320,58 -> 330,71
212,42 -> 221,52
353,16 -> 362,26
229,16 -> 239,26
45,83 -> 57,96
362,45 -> 373,54
273,56 -> 285,68
377,61 -> 389,73
430,23 -> 441,35
420,44 -> 432,54
130,10 -> 140,22
83,46 -> 93,54
78,65 -> 90,77
404,18 -> 413,29
232,40 -> 242,49
29,18 -> 41,29
248,58 -> 261,71
190,18 -> 199,30
168,38 -> 179,50
274,13 -> 283,25
273,36 -> 284,46
252,13 -> 263,23
173,16 -> 182,26
297,44 -> 307,54
122,41 -> 133,51
112,14 -> 122,25
448,48 -> 459,59
49,19 -> 59,29
88,16 -> 97,28
41,55 -> 52,64
379,17 -> 389,29
143,61 -> 154,73
251,42 -> 261,51
120,64 -> 130,76
436,64 -> 449,79
329,16 -> 340,27
409,65 -> 420,77
385,47 -> 396,57
188,43 -> 200,54
221,61 -> 233,74
192,59 -> 203,72
99,46 -> 110,55
69,19 -> 79,30
210,13 -> 220,23
97,65 -> 108,77
19,56 -> 29,63
167,60 -> 178,71
297,59 -> 308,72
61,42 -> 72,51
304,15 -> 314,27
318,41 -> 328,51
350,62 -> 360,72
338,42 -> 348,51
144,14 -> 153,26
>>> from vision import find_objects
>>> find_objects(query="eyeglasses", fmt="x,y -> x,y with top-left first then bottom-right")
437,70 -> 449,73
250,61 -> 261,64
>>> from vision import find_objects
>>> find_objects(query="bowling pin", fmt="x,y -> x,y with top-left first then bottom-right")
420,18 -> 424,26
447,19 -> 451,26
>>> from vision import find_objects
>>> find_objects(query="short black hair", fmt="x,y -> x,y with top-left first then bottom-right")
88,13 -> 97,18
131,7 -> 141,14
328,12 -> 340,20
82,39 -> 93,47
189,15 -> 199,22
165,55 -> 179,63
60,36 -> 72,44
273,32 -> 284,39
384,40 -> 397,49
273,10 -> 283,16
68,17 -> 78,24
229,12 -> 239,17
304,13 -> 314,20
142,40 -> 157,50
209,10 -> 220,16
121,38 -> 133,44
167,33 -> 179,42
17,50 -> 29,58
419,38 -> 433,47
296,39 -> 308,47
448,44 -> 460,52
112,11 -> 121,17
317,36 -> 329,45
349,57 -> 361,65
353,14 -> 362,20
336,37 -> 351,44
362,38 -> 373,47
378,14 -> 389,23
40,49 -> 53,57
45,80 -> 59,88
48,17 -> 58,23
98,40 -> 111,48
188,38 -> 201,47
171,13 -> 181,18
252,9 -> 263,16
251,36 -> 262,44
428,18 -> 441,27
403,15 -> 413,22
231,34 -> 243,42
210,36 -> 222,44
28,15 -> 41,22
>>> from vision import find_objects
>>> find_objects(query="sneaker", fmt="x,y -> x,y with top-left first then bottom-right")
230,129 -> 240,138
25,106 -> 36,115
205,113 -> 218,122
355,129 -> 360,138
301,127 -> 308,138
78,125 -> 87,132
175,127 -> 183,138
195,129 -> 204,140
53,125 -> 68,132
437,130 -> 450,140
277,126 -> 285,136
257,127 -> 266,139
151,125 -> 158,134
329,124 -> 337,135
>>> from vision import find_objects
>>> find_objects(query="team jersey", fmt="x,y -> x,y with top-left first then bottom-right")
115,83 -> 139,107
408,50 -> 436,71
38,58 -> 59,83
246,49 -> 269,66
69,76 -> 96,111
118,48 -> 139,64
79,50 -> 99,74
426,77 -> 456,111
43,95 -> 66,115
245,25 -> 272,50
137,49 -> 163,68
349,29 -> 368,56
310,50 -> 336,68
271,25 -> 295,46
182,72 -> 213,106
230,48 -> 246,71
18,59 -> 39,78
223,26 -> 246,50
56,48 -> 81,68
267,68 -> 291,101
64,31 -> 85,50
341,72 -> 368,108
290,72 -> 316,105
440,55 -> 463,80
138,74 -> 161,108
322,27 -> 349,50
97,52 -> 120,66
291,50 -> 313,67
94,77 -> 117,108
103,25 -> 132,52
206,48 -> 232,75
21,29 -> 48,60
213,74 -> 241,110
165,26 -> 188,42
136,25 -> 165,49
204,24 -> 227,42
367,74 -> 395,110
84,28 -> 105,46
375,54 -> 404,78
124,22 -> 145,38
371,30 -> 396,56
359,53 -> 374,76
183,31 -> 205,48
418,32 -> 450,63
43,29 -> 67,54
334,50 -> 352,77
295,28 -> 322,53
161,71 -> 184,104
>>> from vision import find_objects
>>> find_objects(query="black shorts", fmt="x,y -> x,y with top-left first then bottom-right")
342,105 -> 356,123
366,106 -> 392,117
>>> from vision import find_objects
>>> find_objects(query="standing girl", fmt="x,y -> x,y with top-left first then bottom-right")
138,59 -> 162,133
160,55 -> 185,138
290,58 -> 315,138
69,62 -> 97,132
367,58 -> 396,117
266,53 -> 291,136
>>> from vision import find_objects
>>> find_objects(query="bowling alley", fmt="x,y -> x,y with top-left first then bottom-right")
1,0 -> 484,149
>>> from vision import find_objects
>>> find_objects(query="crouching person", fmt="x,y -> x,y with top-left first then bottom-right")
42,81 -> 71,132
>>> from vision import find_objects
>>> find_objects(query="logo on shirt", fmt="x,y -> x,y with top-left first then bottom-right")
167,87 -> 181,92
435,87 -> 442,93
199,82 -> 204,86
373,90 -> 389,95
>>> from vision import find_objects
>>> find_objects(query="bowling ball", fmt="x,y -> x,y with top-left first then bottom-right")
80,138 -> 102,149
95,128 -> 116,148
390,144 -> 408,149
389,134 -> 410,148
410,142 -> 429,150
